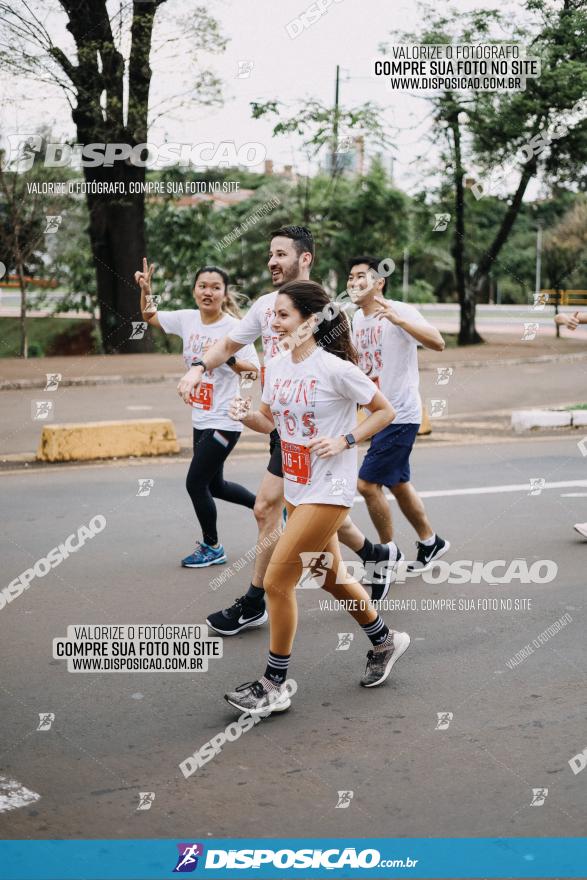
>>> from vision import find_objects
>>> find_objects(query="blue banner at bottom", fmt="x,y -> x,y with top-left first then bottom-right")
1,837 -> 586,879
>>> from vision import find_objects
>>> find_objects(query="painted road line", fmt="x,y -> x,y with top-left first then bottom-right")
0,776 -> 40,812
354,479 -> 587,503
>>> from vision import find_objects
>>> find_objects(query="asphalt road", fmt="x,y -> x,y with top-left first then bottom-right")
0,436 -> 585,839
2,356 -> 587,457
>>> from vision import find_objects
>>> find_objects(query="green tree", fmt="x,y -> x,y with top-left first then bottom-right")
0,2 -> 227,352
0,145 -> 68,356
389,0 -> 587,343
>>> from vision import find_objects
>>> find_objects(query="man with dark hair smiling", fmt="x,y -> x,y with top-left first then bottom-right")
344,256 -> 450,586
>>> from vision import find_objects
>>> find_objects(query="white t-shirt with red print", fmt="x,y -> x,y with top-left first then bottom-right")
227,291 -> 279,386
157,309 -> 259,432
352,301 -> 431,424
262,346 -> 376,507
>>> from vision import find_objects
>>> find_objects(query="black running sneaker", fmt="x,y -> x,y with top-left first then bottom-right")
206,596 -> 267,636
360,631 -> 411,688
407,535 -> 450,572
224,680 -> 292,716
368,543 -> 405,602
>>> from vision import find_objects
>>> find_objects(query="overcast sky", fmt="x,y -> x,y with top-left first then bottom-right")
0,0 -> 538,194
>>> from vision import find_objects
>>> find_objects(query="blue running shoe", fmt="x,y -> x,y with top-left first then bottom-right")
181,542 -> 227,568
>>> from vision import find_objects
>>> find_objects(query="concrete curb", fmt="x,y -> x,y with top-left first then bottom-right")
0,373 -> 182,391
3,351 -> 587,391
512,408 -> 587,432
421,351 -> 587,372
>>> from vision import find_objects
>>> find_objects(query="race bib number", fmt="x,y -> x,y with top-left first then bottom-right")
281,441 -> 311,485
190,382 -> 213,411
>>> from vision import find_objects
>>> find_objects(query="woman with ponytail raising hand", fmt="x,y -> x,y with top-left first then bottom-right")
136,261 -> 260,571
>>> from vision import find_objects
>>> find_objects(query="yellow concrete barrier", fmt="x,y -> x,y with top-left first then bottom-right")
37,419 -> 180,462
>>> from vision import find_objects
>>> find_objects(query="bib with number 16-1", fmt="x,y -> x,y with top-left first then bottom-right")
281,441 -> 311,484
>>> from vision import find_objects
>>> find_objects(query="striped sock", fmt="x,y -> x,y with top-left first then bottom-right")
264,650 -> 290,686
361,615 -> 390,647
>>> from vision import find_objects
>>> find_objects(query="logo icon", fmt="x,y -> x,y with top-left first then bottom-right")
336,632 -> 354,651
5,133 -> 41,172
173,843 -> 204,873
432,212 -> 451,232
428,398 -> 447,418
137,792 -> 155,811
32,400 -> 54,421
522,322 -> 539,341
335,135 -> 354,155
130,321 -> 148,340
435,367 -> 454,386
529,477 -> 546,496
44,215 -> 62,234
44,373 -> 62,391
145,293 -> 160,311
137,479 -> 155,497
329,477 -> 347,496
335,790 -> 354,809
237,60 -> 254,78
532,292 -> 546,311
435,711 -> 453,730
298,551 -> 333,588
530,787 -> 548,806
37,712 -> 55,731
239,370 -> 257,390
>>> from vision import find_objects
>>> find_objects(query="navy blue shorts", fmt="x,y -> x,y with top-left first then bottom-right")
358,423 -> 420,487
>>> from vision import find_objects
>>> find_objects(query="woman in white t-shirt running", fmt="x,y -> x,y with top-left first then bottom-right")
224,280 -> 411,715
136,261 -> 260,570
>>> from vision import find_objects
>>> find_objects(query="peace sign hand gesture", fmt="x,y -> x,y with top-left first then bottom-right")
134,257 -> 155,298
373,295 -> 402,326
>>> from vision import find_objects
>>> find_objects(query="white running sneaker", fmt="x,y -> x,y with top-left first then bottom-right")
360,631 -> 411,688
224,680 -> 293,716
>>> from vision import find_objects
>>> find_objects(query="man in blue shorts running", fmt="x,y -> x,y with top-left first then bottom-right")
347,256 -> 450,591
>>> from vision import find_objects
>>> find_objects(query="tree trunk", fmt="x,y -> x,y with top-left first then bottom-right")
63,0 -> 160,353
471,156 -> 538,318
17,259 -> 27,358
450,112 -> 483,345
83,161 -> 152,353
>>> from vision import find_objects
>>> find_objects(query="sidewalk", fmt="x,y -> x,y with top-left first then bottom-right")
1,333 -> 587,389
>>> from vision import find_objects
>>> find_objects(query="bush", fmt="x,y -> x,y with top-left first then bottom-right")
44,322 -> 97,356
405,280 -> 437,303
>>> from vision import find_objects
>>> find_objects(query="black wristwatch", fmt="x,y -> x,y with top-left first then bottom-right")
343,433 -> 356,448
226,356 -> 237,367
190,358 -> 207,370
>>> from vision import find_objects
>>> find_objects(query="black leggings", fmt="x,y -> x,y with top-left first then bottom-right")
186,428 -> 255,546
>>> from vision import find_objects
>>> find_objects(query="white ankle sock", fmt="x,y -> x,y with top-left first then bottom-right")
421,533 -> 436,547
